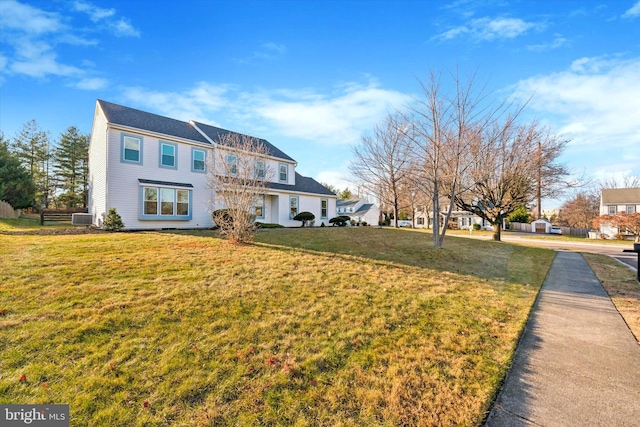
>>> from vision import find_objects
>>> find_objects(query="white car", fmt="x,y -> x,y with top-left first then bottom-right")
550,226 -> 562,235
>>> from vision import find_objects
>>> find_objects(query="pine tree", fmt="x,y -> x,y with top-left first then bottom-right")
11,120 -> 54,208
54,126 -> 90,207
0,133 -> 37,209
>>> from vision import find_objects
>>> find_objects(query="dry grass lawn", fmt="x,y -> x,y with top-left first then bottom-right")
0,224 -> 554,426
583,253 -> 640,342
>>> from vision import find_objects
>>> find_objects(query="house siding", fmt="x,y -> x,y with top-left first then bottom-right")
104,128 -> 215,229
88,105 -> 108,227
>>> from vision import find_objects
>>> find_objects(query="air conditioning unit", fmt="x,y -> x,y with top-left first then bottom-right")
72,213 -> 93,225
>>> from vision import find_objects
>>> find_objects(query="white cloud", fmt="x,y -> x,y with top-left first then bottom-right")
122,82 -> 231,124
434,16 -> 541,42
120,78 -> 411,146
112,18 -> 141,37
0,0 -> 138,83
527,35 -> 569,52
76,77 -> 108,90
622,1 -> 640,18
235,42 -> 287,64
0,0 -> 64,34
73,1 -> 116,22
250,81 -> 411,144
514,56 -> 640,177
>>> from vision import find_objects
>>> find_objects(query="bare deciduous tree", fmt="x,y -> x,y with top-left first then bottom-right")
558,191 -> 600,229
208,133 -> 274,243
407,70 -> 511,247
531,124 -> 574,219
350,113 -> 414,228
599,175 -> 640,189
456,119 -> 539,241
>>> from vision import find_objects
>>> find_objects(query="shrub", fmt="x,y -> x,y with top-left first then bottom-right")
212,209 -> 256,243
473,224 -> 481,231
103,208 -> 124,231
320,222 -> 325,227
350,220 -> 356,226
329,216 -> 348,227
255,222 -> 285,229
362,221 -> 367,226
293,211 -> 315,227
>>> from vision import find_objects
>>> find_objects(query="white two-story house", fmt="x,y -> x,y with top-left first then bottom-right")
336,199 -> 380,225
599,187 -> 640,238
88,100 -> 336,230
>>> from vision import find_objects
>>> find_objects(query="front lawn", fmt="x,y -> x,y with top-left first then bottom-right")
0,226 -> 554,426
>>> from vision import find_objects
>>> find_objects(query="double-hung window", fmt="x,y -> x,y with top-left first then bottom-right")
227,154 -> 237,175
121,134 -> 142,164
608,205 -> 617,215
139,180 -> 192,220
289,196 -> 299,219
320,198 -> 328,219
192,148 -> 206,173
279,163 -> 288,183
626,205 -> 636,214
256,160 -> 266,179
160,142 -> 177,169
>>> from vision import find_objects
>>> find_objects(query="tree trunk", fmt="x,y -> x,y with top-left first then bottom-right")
492,223 -> 502,241
432,181 -> 440,248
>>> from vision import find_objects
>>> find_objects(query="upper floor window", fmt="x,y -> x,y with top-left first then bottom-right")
160,142 -> 177,169
121,134 -> 142,164
227,154 -> 237,175
321,198 -> 328,219
192,148 -> 206,173
279,163 -> 288,182
626,205 -> 636,214
256,160 -> 266,179
608,205 -> 617,215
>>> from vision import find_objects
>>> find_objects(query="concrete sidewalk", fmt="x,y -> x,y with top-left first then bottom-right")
485,251 -> 640,426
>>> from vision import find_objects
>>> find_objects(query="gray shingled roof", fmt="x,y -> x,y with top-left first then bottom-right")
267,172 -> 336,196
336,199 -> 360,208
192,121 -> 295,162
354,203 -> 374,214
601,188 -> 640,204
98,100 -> 210,144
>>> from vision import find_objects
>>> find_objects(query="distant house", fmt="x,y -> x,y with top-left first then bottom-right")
413,207 -> 487,230
336,199 -> 380,225
599,187 -> 640,238
88,100 -> 336,230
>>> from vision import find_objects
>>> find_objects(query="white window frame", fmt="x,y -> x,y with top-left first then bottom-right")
279,163 -> 288,183
192,148 -> 207,173
289,196 -> 299,219
159,141 -> 178,169
121,134 -> 143,164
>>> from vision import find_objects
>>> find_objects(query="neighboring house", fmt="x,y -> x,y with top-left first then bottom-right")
88,100 -> 336,230
599,187 -> 640,238
413,208 -> 487,230
336,198 -> 380,225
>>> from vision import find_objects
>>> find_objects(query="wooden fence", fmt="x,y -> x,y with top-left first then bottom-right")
40,208 -> 89,225
0,201 -> 18,218
509,222 -> 589,237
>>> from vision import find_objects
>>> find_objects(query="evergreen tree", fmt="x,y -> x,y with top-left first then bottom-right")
11,120 -> 54,208
54,126 -> 90,207
0,133 -> 37,209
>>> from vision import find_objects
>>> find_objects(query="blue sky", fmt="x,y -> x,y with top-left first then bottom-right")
1,0 -> 639,208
